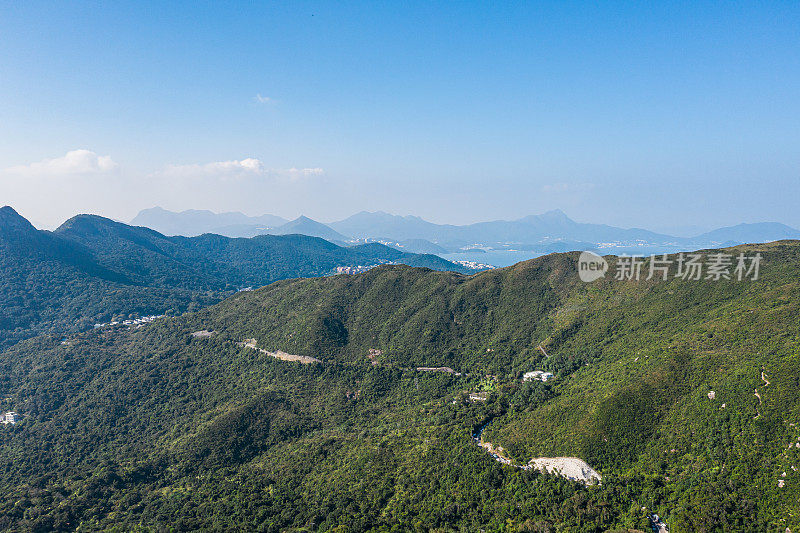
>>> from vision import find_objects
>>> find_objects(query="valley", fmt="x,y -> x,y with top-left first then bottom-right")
4,4 -> 797,531
1,240 -> 799,531
0,206 -> 471,349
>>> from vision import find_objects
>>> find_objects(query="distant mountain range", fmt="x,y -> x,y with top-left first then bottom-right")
131,207 -> 800,252
687,222 -> 800,246
131,207 -> 288,237
0,206 -> 470,348
268,215 -> 349,243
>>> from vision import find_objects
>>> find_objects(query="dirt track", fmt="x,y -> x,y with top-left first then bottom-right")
240,339 -> 322,364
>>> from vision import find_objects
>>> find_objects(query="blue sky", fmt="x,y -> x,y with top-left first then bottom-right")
1,1 -> 798,231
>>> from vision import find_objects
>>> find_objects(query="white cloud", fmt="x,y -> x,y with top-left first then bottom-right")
159,158 -> 266,179
0,152 -> 323,229
254,94 -> 273,104
5,149 -> 118,177
154,158 -> 323,182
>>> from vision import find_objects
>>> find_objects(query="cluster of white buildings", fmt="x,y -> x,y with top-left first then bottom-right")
93,314 -> 165,329
453,260 -> 495,270
1,411 -> 20,425
335,264 -> 385,275
523,370 -> 554,382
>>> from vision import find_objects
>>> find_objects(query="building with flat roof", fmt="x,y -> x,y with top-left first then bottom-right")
2,411 -> 20,425
523,370 -> 554,382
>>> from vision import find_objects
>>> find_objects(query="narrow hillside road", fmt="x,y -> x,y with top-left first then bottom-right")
473,418 -> 518,467
754,370 -> 769,419
238,338 -> 322,364
754,388 -> 763,419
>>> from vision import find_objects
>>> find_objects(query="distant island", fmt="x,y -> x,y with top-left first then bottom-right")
132,207 -> 800,266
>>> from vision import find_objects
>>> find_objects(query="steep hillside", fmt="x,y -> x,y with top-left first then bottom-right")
0,208 -> 469,349
1,240 -> 798,531
0,207 -> 216,349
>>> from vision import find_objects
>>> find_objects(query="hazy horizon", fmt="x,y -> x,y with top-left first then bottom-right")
3,5 -> 800,530
2,3 -> 799,230
8,202 -> 799,240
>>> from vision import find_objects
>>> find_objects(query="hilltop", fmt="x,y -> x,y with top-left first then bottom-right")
132,207 -> 800,257
1,240 -> 798,530
0,207 -> 470,349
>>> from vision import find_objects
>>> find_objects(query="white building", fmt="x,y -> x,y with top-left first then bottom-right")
2,411 -> 20,425
523,370 -> 554,382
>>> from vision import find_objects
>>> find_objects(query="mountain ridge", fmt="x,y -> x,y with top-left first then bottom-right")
0,207 -> 471,349
1,240 -> 798,530
131,207 -> 800,250
130,206 -> 288,237
270,215 -> 349,242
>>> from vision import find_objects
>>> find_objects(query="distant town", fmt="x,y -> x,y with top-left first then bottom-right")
93,315 -> 165,329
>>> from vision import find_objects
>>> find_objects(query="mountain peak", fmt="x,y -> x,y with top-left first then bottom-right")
517,209 -> 575,226
540,209 -> 572,221
0,206 -> 38,234
274,216 -> 349,241
56,213 -> 117,231
692,221 -> 800,244
0,205 -> 23,220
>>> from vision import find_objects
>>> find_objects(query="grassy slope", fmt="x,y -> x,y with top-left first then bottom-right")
485,242 -> 800,530
0,241 -> 799,531
196,240 -> 800,529
0,211 -> 470,349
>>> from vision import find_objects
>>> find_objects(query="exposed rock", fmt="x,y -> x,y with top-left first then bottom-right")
529,457 -> 601,484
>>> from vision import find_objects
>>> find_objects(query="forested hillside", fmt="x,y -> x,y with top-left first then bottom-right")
1,240 -> 798,531
0,207 -> 468,349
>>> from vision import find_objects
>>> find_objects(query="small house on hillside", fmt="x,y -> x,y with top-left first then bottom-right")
523,370 -> 554,382
2,411 -> 20,425
468,392 -> 488,402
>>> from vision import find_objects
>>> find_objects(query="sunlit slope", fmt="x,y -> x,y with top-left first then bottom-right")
1,241 -> 799,531
482,241 -> 800,528
186,251 -> 578,370
185,240 -> 800,527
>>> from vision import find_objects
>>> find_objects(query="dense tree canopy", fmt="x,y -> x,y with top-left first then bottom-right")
1,238 -> 799,531
0,207 -> 469,349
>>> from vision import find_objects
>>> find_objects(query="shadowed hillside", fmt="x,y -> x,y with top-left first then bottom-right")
0,207 -> 471,349
1,240 -> 798,531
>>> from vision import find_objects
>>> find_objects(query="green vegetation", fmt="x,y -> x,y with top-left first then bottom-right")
0,207 -> 469,349
1,237 -> 799,531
